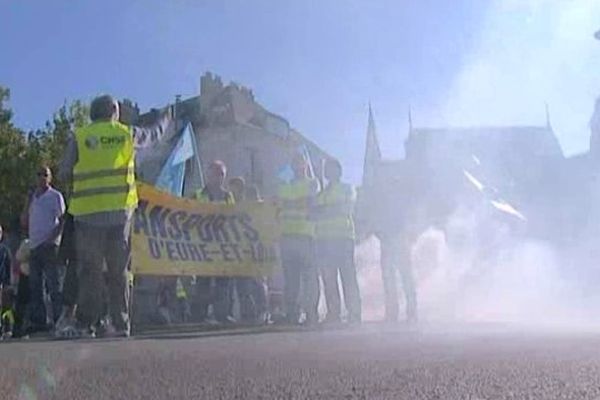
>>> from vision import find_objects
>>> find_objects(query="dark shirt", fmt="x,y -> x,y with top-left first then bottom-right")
58,213 -> 76,265
0,243 -> 11,286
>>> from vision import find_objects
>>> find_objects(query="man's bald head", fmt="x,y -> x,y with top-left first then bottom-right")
206,160 -> 227,189
90,95 -> 119,122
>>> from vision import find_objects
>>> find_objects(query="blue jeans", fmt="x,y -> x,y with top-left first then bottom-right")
29,243 -> 63,328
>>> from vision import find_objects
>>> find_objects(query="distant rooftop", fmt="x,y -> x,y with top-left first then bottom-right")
405,124 -> 564,160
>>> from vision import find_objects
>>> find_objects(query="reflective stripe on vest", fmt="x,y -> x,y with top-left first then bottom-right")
69,121 -> 138,216
278,178 -> 315,237
70,184 -> 136,199
316,182 -> 355,239
73,167 -> 132,181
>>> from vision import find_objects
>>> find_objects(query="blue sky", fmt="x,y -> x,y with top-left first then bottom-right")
2,0 -> 600,183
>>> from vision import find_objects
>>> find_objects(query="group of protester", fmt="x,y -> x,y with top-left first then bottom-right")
0,93 -> 363,339
277,154 -> 361,325
121,164 -> 274,328
179,154 -> 362,327
174,162 -> 271,326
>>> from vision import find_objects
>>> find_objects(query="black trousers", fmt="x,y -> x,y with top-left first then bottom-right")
14,276 -> 29,337
29,244 -> 63,328
193,277 -> 232,322
236,277 -> 267,321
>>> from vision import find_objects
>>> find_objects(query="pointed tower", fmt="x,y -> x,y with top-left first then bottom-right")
362,103 -> 382,187
545,102 -> 552,131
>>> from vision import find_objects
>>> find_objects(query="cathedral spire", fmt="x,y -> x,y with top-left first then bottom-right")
545,102 -> 552,130
408,105 -> 413,135
363,103 -> 382,186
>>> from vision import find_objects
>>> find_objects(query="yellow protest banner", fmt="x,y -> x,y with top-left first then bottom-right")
132,183 -> 280,277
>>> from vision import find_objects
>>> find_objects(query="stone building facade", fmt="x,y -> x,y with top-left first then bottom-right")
129,72 -> 332,197
356,107 -> 565,242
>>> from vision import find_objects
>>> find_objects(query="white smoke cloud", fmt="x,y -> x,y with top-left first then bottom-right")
355,236 -> 385,321
353,1 -> 600,327
355,208 -> 600,328
442,0 -> 600,155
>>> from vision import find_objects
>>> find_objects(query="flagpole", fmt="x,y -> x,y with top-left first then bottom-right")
189,123 -> 205,189
173,95 -> 203,192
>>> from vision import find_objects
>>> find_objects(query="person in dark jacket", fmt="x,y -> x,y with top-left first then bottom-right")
0,225 -> 13,337
55,212 -> 79,337
0,225 -> 12,286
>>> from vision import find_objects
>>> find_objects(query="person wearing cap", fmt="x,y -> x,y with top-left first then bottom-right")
59,94 -> 173,337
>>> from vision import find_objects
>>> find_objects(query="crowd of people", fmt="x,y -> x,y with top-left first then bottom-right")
0,94 -> 366,339
170,154 -> 362,327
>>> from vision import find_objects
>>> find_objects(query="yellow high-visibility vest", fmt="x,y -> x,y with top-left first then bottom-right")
69,121 -> 137,216
176,278 -> 187,299
278,178 -> 316,237
195,188 -> 235,204
316,182 -> 355,240
127,271 -> 134,287
1,309 -> 14,326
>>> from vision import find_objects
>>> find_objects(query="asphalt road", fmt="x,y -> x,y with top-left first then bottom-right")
4,324 -> 600,400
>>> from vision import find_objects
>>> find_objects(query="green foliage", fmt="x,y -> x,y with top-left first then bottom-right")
0,89 -> 35,226
40,100 -> 89,197
0,86 -> 89,225
0,88 -> 13,125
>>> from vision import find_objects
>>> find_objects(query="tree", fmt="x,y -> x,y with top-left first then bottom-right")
39,100 -> 89,196
0,87 -> 13,125
0,87 -> 38,225
0,87 -> 89,225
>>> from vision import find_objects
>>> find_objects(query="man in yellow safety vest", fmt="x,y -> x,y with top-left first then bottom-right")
277,153 -> 320,325
59,95 -> 172,337
315,159 -> 361,323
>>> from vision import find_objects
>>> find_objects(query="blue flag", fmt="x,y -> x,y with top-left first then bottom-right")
155,123 -> 195,196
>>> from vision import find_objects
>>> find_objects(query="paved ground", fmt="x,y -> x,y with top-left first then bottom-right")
4,323 -> 600,399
